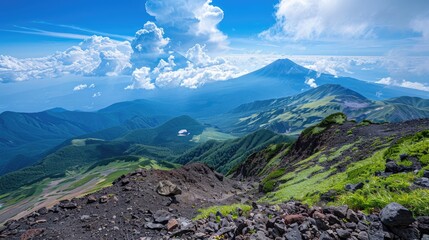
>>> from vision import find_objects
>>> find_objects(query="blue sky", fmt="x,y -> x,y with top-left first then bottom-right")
0,0 -> 428,93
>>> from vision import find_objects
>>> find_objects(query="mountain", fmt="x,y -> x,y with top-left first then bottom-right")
1,117 -> 429,239
233,115 -> 429,215
0,99 -> 175,175
210,84 -> 429,135
174,129 -> 293,174
3,58 -> 428,116
0,115 -> 228,195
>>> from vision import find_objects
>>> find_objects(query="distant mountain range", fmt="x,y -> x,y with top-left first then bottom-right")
210,84 -> 429,135
0,116 -> 285,195
1,59 -> 428,175
0,100 -> 175,175
1,58 -> 428,114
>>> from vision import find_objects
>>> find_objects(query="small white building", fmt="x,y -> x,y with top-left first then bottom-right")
177,129 -> 189,137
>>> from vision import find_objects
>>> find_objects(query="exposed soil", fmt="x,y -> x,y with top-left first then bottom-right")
0,163 -> 253,240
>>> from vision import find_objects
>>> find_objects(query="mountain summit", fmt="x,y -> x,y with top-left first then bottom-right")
252,58 -> 312,78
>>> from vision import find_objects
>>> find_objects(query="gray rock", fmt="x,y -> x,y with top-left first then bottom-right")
145,222 -> 165,230
385,161 -> 401,173
391,227 -> 420,240
285,226 -> 302,240
324,205 -> 348,219
59,200 -> 78,209
345,182 -> 364,192
336,229 -> 351,239
357,231 -> 369,240
156,180 -> 182,196
424,171 -> 429,178
418,216 -> 429,235
422,234 -> 429,240
214,172 -> 224,181
380,202 -> 415,227
346,209 -> 359,223
37,207 -> 48,215
80,215 -> 91,222
153,210 -> 172,224
319,231 -> 333,240
415,177 -> 429,188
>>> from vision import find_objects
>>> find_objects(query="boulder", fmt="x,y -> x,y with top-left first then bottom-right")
385,161 -> 401,173
156,180 -> 182,196
424,171 -> 429,178
380,202 -> 415,227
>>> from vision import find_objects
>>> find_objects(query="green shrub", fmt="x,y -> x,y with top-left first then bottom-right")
262,180 -> 276,193
194,204 -> 252,220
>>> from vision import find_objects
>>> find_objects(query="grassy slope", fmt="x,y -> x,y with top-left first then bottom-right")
211,85 -> 429,135
174,129 -> 293,174
0,157 -> 179,215
241,114 -> 429,215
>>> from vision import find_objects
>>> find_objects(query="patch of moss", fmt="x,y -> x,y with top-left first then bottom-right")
358,119 -> 372,127
194,204 -> 252,220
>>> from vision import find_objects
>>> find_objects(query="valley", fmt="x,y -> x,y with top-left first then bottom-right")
0,60 -> 428,239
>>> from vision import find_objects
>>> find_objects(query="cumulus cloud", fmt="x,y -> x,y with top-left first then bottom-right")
376,77 -> 429,92
145,0 -> 227,50
261,0 -> 429,40
126,67 -> 155,90
0,36 -> 132,82
305,78 -> 318,88
131,21 -> 170,68
126,44 -> 241,90
92,92 -> 102,98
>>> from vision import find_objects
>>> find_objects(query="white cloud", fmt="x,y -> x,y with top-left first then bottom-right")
126,44 -> 242,90
131,21 -> 170,68
126,67 -> 156,90
145,0 -> 227,50
185,44 -> 225,67
261,0 -> 429,40
92,92 -> 102,98
0,36 -> 132,82
305,78 -> 318,88
73,83 -> 95,91
376,77 -> 429,92
73,84 -> 88,91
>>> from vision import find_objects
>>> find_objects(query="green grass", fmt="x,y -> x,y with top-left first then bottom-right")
0,178 -> 50,207
191,128 -> 235,143
385,130 -> 429,165
260,130 -> 429,216
194,204 -> 252,220
64,173 -> 100,191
